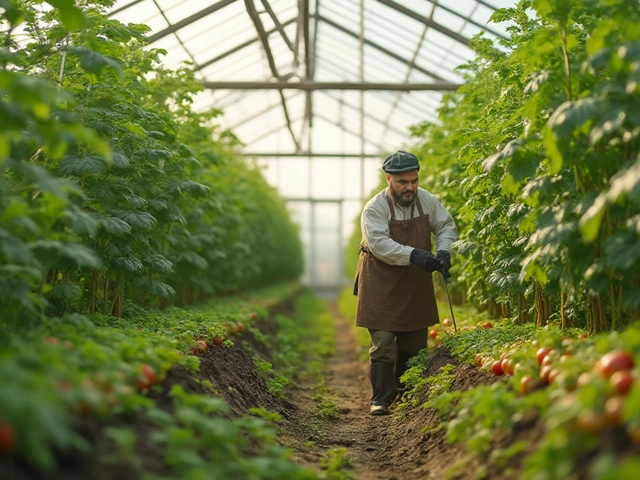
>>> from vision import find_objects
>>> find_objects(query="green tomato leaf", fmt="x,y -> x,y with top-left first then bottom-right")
46,0 -> 85,31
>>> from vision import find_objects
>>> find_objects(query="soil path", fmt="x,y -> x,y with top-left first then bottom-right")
319,303 -> 390,479
283,301 -> 502,480
286,302 -> 429,479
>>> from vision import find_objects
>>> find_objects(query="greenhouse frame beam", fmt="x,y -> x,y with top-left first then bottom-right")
245,0 -> 300,151
147,0 -> 238,44
245,0 -> 281,79
318,15 -> 445,81
195,17 -> 297,71
202,81 -> 461,90
376,0 -> 470,46
476,0 -> 499,11
107,0 -> 144,16
424,0 -> 507,40
380,1 -> 435,145
260,0 -> 294,51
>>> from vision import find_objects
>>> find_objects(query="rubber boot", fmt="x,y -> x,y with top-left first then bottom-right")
394,349 -> 415,402
370,360 -> 397,411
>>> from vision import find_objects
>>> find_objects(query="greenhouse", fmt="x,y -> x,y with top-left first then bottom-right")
1,0 -> 639,479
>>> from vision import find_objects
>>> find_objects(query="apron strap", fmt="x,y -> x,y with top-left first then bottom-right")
416,197 -> 424,216
384,192 -> 396,220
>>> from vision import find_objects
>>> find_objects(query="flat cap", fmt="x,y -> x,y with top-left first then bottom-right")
382,151 -> 420,173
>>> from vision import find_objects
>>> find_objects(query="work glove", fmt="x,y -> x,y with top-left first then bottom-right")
436,250 -> 451,280
410,248 -> 441,273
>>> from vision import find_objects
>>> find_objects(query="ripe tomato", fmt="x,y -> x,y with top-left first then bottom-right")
236,322 -> 245,333
547,368 -> 560,384
520,376 -> 534,395
0,421 -> 15,453
500,358 -> 514,375
429,329 -> 438,339
442,318 -> 452,327
540,365 -> 553,383
248,312 -> 258,320
597,351 -> 635,378
540,353 -> 555,368
196,339 -> 208,352
211,335 -> 224,346
483,322 -> 493,329
610,370 -> 634,395
137,364 -> 155,391
44,336 -> 59,346
491,360 -> 504,376
536,347 -> 554,366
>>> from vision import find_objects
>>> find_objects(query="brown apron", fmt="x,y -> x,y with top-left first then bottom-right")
354,193 -> 439,331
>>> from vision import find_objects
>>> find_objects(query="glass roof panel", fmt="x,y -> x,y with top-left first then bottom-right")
105,0 -> 518,198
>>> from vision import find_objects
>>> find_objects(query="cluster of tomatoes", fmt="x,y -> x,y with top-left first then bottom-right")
478,338 -> 640,444
189,317 -> 251,355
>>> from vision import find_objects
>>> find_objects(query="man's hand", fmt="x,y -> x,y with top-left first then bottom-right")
436,250 -> 451,279
410,248 -> 441,273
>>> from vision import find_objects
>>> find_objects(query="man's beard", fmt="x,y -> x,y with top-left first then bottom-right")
390,187 -> 416,207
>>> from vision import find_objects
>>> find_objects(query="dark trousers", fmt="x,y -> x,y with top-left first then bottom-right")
368,329 -> 427,406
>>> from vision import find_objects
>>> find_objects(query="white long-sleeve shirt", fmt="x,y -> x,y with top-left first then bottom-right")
361,187 -> 457,266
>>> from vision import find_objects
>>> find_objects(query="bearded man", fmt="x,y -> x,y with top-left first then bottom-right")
353,150 -> 458,416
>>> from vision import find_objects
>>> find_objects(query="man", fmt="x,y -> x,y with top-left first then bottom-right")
353,150 -> 457,416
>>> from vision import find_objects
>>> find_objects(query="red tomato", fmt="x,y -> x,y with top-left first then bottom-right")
211,335 -> 224,346
520,376 -> 534,395
0,421 -> 15,453
236,322 -> 245,333
540,365 -> 553,383
548,368 -> 561,384
500,358 -> 514,375
536,347 -> 554,366
483,322 -> 493,329
491,360 -> 504,376
610,370 -> 634,395
137,364 -> 155,390
540,353 -> 555,368
44,336 -> 59,346
248,312 -> 258,320
196,339 -> 208,352
428,329 -> 438,339
597,351 -> 635,378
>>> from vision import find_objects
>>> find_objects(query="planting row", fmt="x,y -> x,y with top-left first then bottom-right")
409,312 -> 640,478
0,283 -> 333,479
1,1 -> 303,325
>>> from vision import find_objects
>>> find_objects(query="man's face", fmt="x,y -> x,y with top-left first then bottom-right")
387,170 -> 419,207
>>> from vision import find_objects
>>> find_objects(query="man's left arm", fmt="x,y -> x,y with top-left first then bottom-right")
422,191 -> 458,275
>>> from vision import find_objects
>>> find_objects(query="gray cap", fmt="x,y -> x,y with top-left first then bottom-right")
382,151 -> 420,173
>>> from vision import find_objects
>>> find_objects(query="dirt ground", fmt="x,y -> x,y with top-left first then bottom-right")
280,304 -> 530,480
